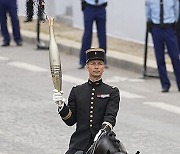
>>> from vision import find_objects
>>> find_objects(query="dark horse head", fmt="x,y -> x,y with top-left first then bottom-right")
86,131 -> 128,154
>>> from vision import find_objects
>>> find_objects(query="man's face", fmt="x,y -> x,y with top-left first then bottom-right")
86,60 -> 105,79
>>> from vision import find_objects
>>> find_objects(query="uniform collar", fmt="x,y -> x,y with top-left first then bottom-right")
88,78 -> 102,87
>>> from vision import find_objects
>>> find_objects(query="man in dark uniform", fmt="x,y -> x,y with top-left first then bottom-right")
53,48 -> 120,154
146,0 -> 180,92
78,0 -> 108,69
0,0 -> 22,46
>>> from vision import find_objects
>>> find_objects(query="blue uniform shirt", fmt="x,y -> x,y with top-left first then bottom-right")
145,0 -> 179,24
85,0 -> 107,5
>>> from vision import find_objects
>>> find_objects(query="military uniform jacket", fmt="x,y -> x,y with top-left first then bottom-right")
59,79 -> 120,151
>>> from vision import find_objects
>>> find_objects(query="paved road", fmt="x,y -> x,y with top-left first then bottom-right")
0,43 -> 180,154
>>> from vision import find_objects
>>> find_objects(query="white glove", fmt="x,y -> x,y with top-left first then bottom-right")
94,129 -> 105,142
53,89 -> 66,107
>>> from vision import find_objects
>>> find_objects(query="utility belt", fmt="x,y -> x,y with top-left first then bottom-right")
152,23 -> 176,29
81,1 -> 107,11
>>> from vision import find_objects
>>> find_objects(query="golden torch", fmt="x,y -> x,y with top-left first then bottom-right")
48,17 -> 62,92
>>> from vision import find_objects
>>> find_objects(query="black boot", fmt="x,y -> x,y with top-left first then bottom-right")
24,18 -> 33,22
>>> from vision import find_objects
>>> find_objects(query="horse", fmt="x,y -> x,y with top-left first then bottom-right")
75,130 -> 140,154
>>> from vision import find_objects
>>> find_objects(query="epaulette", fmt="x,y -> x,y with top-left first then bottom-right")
73,84 -> 81,88
73,85 -> 77,88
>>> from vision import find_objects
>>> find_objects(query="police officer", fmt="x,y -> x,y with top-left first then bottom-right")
79,0 -> 108,69
146,0 -> 180,92
53,48 -> 120,154
0,0 -> 22,46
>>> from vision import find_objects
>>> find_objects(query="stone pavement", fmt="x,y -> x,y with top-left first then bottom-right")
15,17 -> 174,74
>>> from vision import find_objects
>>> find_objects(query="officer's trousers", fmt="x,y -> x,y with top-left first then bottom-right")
80,6 -> 106,66
151,26 -> 180,89
0,0 -> 22,43
176,19 -> 180,49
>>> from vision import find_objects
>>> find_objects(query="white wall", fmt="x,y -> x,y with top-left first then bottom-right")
18,0 -> 147,44
45,0 -> 72,16
17,0 -> 26,16
107,0 -> 146,43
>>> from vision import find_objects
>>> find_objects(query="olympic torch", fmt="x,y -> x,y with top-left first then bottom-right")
48,17 -> 62,92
